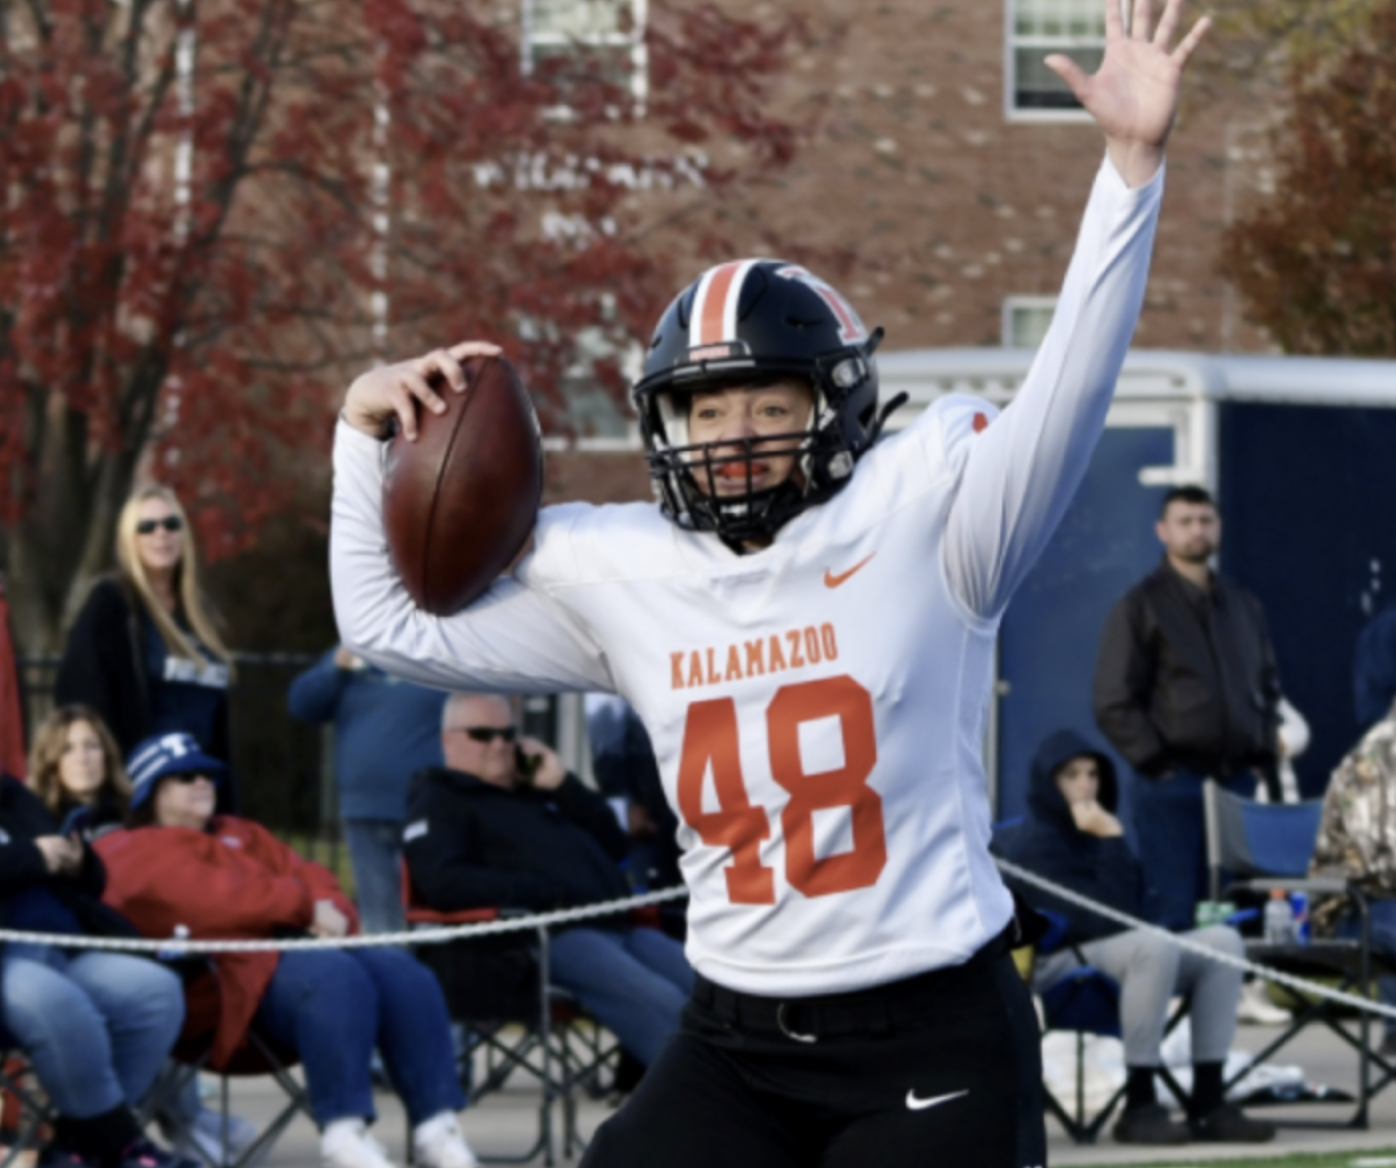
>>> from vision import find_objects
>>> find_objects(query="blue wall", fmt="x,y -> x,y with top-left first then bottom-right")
1218,402 -> 1396,794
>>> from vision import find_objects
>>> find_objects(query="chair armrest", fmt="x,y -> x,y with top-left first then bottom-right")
1227,877 -> 1350,896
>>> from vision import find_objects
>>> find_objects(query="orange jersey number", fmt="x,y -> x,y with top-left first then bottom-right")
676,675 -> 886,905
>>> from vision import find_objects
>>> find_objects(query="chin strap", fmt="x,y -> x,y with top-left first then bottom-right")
867,391 -> 909,447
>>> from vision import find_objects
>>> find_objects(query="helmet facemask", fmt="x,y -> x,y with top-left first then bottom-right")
646,380 -> 825,547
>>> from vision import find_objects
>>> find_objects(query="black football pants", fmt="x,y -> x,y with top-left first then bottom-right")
580,946 -> 1046,1168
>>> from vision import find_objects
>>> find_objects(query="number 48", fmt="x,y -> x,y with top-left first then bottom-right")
675,675 -> 886,905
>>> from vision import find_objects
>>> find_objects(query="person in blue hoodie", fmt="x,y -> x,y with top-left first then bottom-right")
995,729 -> 1272,1147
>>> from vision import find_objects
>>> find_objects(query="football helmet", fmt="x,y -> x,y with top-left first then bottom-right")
632,259 -> 900,547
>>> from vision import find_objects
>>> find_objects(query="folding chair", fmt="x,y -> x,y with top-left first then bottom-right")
138,965 -> 313,1168
0,1034 -> 52,1168
400,864 -> 622,1166
1027,911 -> 1192,1144
1204,779 -> 1392,1128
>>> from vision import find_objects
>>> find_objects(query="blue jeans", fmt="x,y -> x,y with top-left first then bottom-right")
254,947 -> 463,1128
1337,898 -> 1396,1036
549,927 -> 693,1066
1133,767 -> 1257,932
344,819 -> 406,935
2,944 -> 184,1118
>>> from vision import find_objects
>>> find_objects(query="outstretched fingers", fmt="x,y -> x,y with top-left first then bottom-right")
1151,0 -> 1183,47
1044,53 -> 1091,103
1171,13 -> 1212,64
1130,0 -> 1154,41
1104,0 -> 1124,40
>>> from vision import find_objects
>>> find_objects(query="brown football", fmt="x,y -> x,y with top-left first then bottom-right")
382,355 -> 544,615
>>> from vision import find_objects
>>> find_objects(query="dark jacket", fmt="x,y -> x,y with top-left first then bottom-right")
0,773 -> 138,950
1093,560 -> 1281,779
55,576 -> 231,764
403,766 -> 630,920
992,731 -> 1142,949
55,576 -> 233,804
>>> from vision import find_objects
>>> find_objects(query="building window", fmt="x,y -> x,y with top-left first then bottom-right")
522,0 -> 648,116
1006,0 -> 1106,117
1003,296 -> 1058,348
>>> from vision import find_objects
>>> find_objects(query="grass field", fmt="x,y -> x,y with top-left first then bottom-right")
1091,1152 -> 1396,1168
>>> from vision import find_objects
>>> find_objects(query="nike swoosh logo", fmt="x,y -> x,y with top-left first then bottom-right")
905,1089 -> 969,1112
824,553 -> 876,589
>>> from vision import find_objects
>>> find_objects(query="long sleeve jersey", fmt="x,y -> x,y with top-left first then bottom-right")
331,159 -> 1164,997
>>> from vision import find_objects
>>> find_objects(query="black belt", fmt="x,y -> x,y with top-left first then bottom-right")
690,922 -> 1016,1043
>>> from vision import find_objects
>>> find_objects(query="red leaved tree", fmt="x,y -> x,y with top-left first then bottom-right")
1221,0 -> 1396,356
0,0 -> 803,652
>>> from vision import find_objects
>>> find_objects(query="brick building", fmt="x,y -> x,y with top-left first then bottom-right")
534,0 -> 1280,503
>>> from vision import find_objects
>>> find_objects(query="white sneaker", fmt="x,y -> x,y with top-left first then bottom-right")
320,1119 -> 397,1168
1237,979 -> 1290,1025
173,1108 -> 260,1165
413,1112 -> 478,1168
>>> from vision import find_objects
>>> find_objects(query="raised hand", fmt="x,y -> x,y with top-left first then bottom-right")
343,340 -> 503,441
1045,0 -> 1210,187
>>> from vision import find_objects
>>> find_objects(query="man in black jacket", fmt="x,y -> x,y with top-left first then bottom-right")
994,731 -> 1268,1146
404,693 -> 693,1067
1093,486 -> 1282,931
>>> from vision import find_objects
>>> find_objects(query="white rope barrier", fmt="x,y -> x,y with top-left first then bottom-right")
5,858 -> 1394,1026
0,886 -> 688,954
996,857 -> 1396,1022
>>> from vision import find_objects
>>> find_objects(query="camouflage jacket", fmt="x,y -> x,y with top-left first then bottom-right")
1310,713 -> 1396,932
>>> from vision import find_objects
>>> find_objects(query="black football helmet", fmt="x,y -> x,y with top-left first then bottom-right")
632,259 -> 899,548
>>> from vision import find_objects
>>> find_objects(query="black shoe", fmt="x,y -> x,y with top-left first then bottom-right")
1112,1103 -> 1190,1145
119,1137 -> 201,1168
1189,1103 -> 1276,1143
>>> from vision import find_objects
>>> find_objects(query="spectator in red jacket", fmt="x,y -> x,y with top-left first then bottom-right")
96,734 -> 477,1168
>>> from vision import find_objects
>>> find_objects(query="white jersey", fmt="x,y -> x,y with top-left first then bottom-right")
332,159 -> 1163,997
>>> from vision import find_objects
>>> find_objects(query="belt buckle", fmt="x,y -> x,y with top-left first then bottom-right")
776,1002 -> 819,1044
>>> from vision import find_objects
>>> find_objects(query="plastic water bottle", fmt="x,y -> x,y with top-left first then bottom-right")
1263,891 -> 1294,944
1289,891 -> 1310,944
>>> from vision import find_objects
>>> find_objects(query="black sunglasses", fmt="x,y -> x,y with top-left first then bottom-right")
447,725 -> 518,744
163,771 -> 212,785
136,516 -> 184,535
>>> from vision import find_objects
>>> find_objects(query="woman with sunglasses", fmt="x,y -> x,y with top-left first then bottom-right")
97,733 -> 480,1168
55,487 -> 235,781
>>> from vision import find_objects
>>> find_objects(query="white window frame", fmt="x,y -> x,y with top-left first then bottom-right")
522,0 -> 649,118
1003,0 -> 1108,124
1002,295 -> 1060,349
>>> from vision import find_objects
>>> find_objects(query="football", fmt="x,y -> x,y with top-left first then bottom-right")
382,355 -> 544,615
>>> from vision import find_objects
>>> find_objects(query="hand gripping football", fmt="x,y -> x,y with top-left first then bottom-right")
382,355 -> 544,615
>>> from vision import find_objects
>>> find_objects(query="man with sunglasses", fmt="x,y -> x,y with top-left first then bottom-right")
402,694 -> 694,1068
334,3 -> 1209,1163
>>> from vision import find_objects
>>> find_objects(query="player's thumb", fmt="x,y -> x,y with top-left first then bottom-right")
1043,53 -> 1090,103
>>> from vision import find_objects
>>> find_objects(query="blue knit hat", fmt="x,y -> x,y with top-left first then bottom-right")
127,733 -> 224,811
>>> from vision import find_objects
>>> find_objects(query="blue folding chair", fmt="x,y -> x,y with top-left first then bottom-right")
1204,781 -> 1388,1128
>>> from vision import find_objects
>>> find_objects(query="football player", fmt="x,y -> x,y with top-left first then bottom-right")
330,1 -> 1208,1163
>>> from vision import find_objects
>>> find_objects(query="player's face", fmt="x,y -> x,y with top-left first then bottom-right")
1156,501 -> 1220,564
1054,756 -> 1100,806
684,379 -> 813,497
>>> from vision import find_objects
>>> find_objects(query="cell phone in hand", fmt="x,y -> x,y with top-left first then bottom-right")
515,745 -> 542,784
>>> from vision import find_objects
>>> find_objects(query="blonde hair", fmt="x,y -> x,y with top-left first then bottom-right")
28,706 -> 134,815
114,485 -> 233,669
